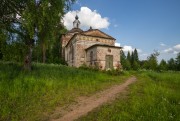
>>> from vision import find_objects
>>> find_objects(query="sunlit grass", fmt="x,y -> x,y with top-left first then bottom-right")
77,71 -> 180,121
0,61 -> 128,121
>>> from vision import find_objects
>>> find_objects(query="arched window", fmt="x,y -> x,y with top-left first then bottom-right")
90,51 -> 93,65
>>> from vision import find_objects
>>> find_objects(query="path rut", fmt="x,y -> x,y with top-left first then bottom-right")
50,76 -> 136,121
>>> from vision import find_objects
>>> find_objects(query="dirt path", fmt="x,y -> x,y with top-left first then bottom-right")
50,76 -> 136,121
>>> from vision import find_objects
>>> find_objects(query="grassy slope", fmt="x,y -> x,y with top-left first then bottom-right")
77,71 -> 180,121
0,61 -> 128,121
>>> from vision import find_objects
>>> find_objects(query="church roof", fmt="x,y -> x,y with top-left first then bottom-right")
65,28 -> 116,47
67,28 -> 83,33
85,44 -> 122,51
81,29 -> 115,40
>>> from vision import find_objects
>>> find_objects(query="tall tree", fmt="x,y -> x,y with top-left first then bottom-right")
132,48 -> 140,70
131,51 -> 134,66
126,51 -> 131,69
175,52 -> 180,71
167,58 -> 176,70
120,50 -> 131,70
134,48 -> 139,62
1,0 -> 76,70
158,59 -> 167,71
147,50 -> 159,70
127,51 -> 131,62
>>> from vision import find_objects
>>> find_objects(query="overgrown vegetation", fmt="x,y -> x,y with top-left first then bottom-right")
0,0 -> 76,70
77,71 -> 180,121
121,49 -> 180,71
0,61 -> 128,121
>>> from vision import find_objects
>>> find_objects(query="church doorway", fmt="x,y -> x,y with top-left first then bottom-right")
105,55 -> 113,69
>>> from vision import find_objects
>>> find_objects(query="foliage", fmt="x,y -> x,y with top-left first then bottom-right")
120,50 -> 131,70
132,60 -> 140,70
121,49 -> 140,70
145,50 -> 159,70
158,59 -> 167,71
77,71 -> 180,121
0,61 -> 128,121
127,51 -> 131,63
0,0 -> 76,70
167,58 -> 176,70
134,48 -> 139,62
175,52 -> 180,71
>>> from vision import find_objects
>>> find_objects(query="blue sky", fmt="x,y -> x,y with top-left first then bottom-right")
65,0 -> 180,61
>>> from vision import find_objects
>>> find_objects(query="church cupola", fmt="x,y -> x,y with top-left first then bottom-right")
73,15 -> 80,28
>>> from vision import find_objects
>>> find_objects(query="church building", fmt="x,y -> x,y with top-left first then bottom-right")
61,15 -> 122,70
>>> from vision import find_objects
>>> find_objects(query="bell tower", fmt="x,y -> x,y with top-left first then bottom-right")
73,15 -> 80,28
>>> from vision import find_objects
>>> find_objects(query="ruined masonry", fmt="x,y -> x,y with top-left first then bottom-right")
61,15 -> 122,70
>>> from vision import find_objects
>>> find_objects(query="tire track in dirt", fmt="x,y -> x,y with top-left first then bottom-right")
50,76 -> 137,121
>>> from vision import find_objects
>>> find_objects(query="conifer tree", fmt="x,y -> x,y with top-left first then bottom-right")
131,51 -> 134,66
127,51 -> 131,62
158,59 -> 167,71
167,58 -> 176,70
175,52 -> 180,71
134,48 -> 139,62
120,50 -> 131,70
132,48 -> 140,70
127,51 -> 131,69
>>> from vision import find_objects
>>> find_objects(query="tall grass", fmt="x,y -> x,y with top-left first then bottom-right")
77,71 -> 180,121
0,61 -> 127,121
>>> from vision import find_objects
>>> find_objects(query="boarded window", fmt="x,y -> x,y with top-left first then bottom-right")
105,55 -> 113,69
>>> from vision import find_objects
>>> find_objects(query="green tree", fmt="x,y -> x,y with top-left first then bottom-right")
158,59 -> 167,71
140,60 -> 149,70
0,30 -> 7,60
132,49 -> 140,70
147,50 -> 159,70
134,48 -> 139,62
131,51 -> 134,66
23,0 -> 76,64
120,50 -> 126,69
175,52 -> 180,71
1,0 -> 76,70
127,51 -> 131,61
132,61 -> 140,70
120,50 -> 131,70
126,51 -> 132,70
126,60 -> 131,70
167,58 -> 176,70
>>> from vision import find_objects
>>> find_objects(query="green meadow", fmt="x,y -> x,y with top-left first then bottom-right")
0,61 -> 128,121
77,71 -> 180,121
0,62 -> 180,121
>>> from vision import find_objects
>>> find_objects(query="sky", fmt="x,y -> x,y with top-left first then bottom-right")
63,0 -> 180,61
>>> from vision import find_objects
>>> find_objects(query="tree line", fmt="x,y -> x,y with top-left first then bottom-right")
0,0 -> 75,70
120,49 -> 180,71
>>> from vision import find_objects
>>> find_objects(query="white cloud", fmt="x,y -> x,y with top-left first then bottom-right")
163,44 -> 180,54
115,43 -> 120,47
160,42 -> 166,46
122,45 -> 142,53
137,49 -> 142,53
164,48 -> 174,53
123,45 -> 134,52
63,7 -> 110,30
173,44 -> 180,51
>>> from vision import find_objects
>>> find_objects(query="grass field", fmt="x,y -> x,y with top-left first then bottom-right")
77,71 -> 180,121
0,61 -> 128,121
